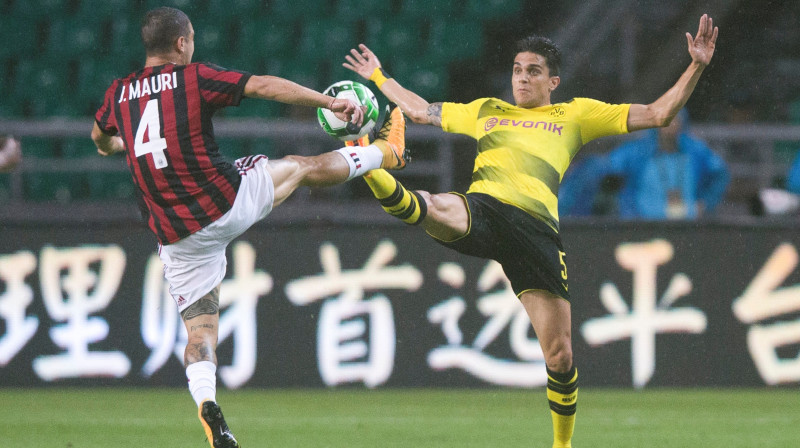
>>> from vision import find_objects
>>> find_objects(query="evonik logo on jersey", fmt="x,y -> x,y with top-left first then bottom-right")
484,117 -> 563,135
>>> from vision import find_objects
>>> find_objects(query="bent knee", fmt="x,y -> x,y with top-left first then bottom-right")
420,192 -> 469,239
426,192 -> 463,217
545,345 -> 574,373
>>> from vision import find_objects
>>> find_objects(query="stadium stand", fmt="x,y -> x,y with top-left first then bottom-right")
23,171 -> 89,202
399,0 -> 458,19
87,171 -> 136,200
296,20 -> 359,64
205,0 -> 264,20
237,18 -> 295,68
0,15 -> 37,59
364,20 -> 424,60
0,173 -> 10,201
334,0 -> 392,20
8,0 -> 71,18
1,0 -> 799,219
18,137 -> 55,159
75,0 -> 133,18
389,59 -> 449,102
191,18 -> 233,63
268,0 -> 332,20
427,19 -> 484,62
465,0 -> 523,20
45,18 -> 101,59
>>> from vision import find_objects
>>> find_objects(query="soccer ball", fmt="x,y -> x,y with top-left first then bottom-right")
317,80 -> 380,142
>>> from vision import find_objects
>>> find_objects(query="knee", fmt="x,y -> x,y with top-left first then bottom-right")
425,191 -> 444,210
545,343 -> 573,373
282,155 -> 313,174
425,192 -> 456,218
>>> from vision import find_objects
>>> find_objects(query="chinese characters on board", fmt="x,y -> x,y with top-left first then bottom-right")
1,239 -> 799,387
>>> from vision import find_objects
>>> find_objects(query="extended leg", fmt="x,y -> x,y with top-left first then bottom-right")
363,169 -> 470,241
520,290 -> 576,448
266,106 -> 409,207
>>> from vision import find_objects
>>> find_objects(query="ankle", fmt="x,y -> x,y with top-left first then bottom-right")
373,139 -> 390,152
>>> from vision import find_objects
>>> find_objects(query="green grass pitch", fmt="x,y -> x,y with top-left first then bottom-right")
0,388 -> 796,447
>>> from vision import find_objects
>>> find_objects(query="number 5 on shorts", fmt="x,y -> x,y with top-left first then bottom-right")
134,99 -> 169,169
558,251 -> 568,280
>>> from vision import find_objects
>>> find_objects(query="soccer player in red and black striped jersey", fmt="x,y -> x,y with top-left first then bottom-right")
90,7 -> 407,448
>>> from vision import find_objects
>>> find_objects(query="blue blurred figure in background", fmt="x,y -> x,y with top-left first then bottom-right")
559,154 -> 622,217
606,109 -> 729,220
786,149 -> 800,195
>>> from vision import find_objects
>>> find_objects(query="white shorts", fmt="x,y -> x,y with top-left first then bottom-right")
158,155 -> 273,313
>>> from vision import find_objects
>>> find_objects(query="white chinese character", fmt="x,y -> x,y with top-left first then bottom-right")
580,239 -> 707,388
428,261 -> 547,387
732,242 -> 800,385
285,240 -> 422,387
217,242 -> 272,388
141,241 -> 271,389
33,245 -> 131,380
140,252 -> 180,377
0,251 -> 39,365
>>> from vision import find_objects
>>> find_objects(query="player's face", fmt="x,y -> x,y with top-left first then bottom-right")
512,52 -> 560,108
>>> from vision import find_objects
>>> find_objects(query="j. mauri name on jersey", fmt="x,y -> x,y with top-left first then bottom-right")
118,72 -> 179,103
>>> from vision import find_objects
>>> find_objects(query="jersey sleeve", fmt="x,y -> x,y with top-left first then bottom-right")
196,63 -> 253,109
574,97 -> 631,144
94,79 -> 119,136
441,99 -> 489,138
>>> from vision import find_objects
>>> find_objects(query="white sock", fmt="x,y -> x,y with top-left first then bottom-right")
334,145 -> 384,180
186,361 -> 217,407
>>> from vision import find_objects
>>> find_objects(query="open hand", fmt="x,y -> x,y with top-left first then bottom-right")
687,14 -> 718,66
343,44 -> 383,81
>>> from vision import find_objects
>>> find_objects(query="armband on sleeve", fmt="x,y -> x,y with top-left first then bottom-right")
369,67 -> 392,88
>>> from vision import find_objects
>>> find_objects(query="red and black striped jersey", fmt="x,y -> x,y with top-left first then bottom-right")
95,62 -> 252,244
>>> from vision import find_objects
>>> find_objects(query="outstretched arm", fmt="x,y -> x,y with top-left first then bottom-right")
344,44 -> 443,127
243,75 -> 364,125
627,14 -> 719,132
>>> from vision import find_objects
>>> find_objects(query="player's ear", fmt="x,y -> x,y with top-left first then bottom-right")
549,76 -> 561,92
175,35 -> 186,54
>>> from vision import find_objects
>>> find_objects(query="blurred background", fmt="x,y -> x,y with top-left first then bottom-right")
1,0 -> 799,223
3,4 -> 800,446
1,0 -> 800,393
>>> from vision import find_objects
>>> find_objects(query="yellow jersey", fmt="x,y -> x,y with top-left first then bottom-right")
441,97 -> 630,231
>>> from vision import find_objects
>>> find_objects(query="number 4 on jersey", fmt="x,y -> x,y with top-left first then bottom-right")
134,99 -> 169,169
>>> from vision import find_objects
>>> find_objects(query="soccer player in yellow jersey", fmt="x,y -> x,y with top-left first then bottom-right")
344,14 -> 718,448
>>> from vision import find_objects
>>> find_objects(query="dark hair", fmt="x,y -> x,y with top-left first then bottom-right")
515,35 -> 561,76
141,7 -> 191,55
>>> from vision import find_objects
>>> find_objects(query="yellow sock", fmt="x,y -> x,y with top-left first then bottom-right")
364,169 -> 426,225
547,366 -> 578,448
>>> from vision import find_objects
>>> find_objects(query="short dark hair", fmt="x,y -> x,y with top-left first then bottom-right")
515,35 -> 561,76
141,7 -> 191,55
